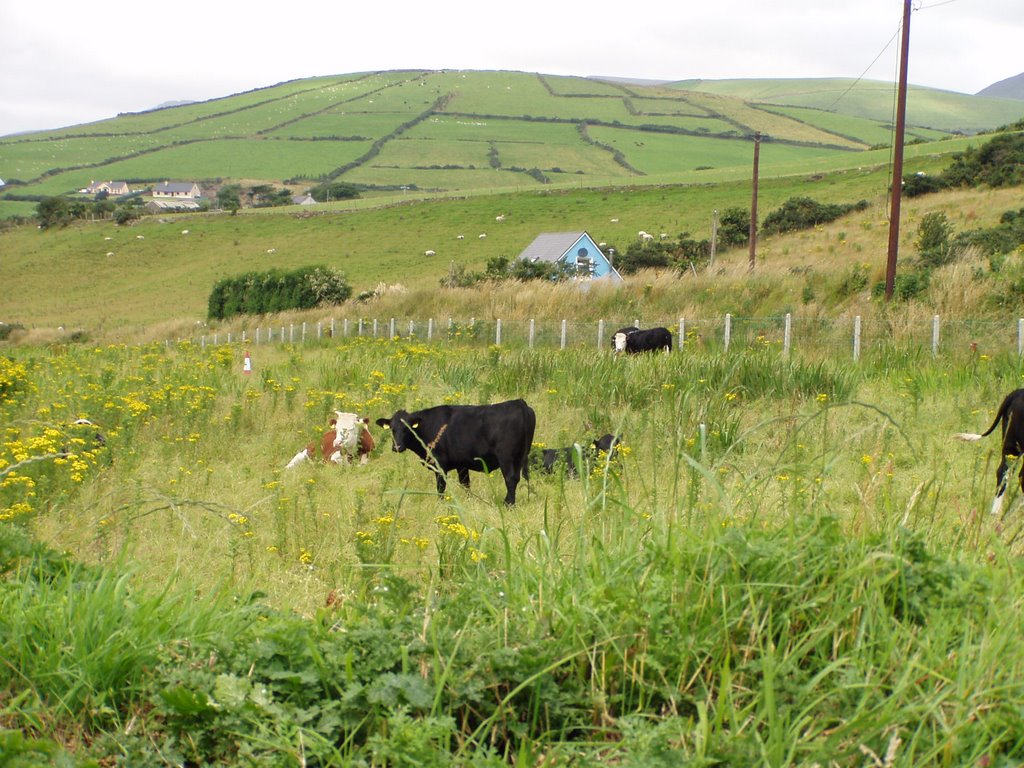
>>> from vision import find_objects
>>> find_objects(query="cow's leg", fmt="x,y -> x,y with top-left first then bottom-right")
500,463 -> 522,505
434,470 -> 448,496
457,468 -> 471,488
993,456 -> 1010,515
286,448 -> 310,469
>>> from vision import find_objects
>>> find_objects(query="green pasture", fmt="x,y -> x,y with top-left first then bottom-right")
6,335 -> 1024,764
675,77 -> 1024,134
625,95 -> 714,117
11,160 -> 1018,333
586,125 -> 847,175
3,70 -> 1018,211
266,110 -> 412,139
0,134 -> 169,181
541,74 -> 630,97
16,138 -> 372,196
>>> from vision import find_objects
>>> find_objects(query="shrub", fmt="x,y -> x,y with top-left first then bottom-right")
761,197 -> 868,236
207,266 -> 351,320
916,211 -> 955,268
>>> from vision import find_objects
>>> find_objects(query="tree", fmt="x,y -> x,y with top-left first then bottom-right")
36,196 -> 71,229
217,185 -> 242,215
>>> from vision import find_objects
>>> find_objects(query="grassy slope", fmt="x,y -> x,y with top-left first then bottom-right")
0,128 -> 1013,338
672,77 -> 1024,133
3,71 -> 1019,208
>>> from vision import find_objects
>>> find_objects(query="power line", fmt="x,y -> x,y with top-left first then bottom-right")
825,25 -> 902,112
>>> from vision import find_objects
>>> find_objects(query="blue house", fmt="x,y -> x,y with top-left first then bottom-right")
517,231 -> 623,282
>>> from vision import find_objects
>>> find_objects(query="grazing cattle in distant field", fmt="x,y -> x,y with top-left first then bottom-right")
614,327 -> 672,354
955,389 -> 1024,515
375,399 -> 536,505
534,433 -> 623,477
287,412 -> 375,468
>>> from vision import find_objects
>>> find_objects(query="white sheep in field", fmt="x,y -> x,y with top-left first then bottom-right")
479,233 -> 487,239
660,233 -> 669,239
638,230 -> 648,237
266,248 -> 277,254
424,249 -> 436,257
495,214 -> 505,222
456,234 -> 465,240
641,233 -> 654,242
610,218 -> 619,223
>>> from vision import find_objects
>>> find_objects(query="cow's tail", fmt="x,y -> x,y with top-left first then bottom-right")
520,401 -> 537,481
956,392 -> 1018,443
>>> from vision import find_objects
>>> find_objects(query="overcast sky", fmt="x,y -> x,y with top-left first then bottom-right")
1,0 -> 1022,137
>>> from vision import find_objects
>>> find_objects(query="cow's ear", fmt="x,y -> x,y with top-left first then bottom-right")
375,417 -> 390,429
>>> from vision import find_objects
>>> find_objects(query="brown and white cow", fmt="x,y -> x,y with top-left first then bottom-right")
286,411 -> 375,468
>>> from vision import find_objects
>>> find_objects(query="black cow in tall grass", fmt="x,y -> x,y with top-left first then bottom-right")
534,433 -> 623,477
955,388 -> 1024,516
613,326 -> 672,354
376,399 -> 536,505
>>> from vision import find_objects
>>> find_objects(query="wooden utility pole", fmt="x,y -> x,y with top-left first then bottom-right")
709,209 -> 719,269
749,131 -> 761,272
885,0 -> 912,301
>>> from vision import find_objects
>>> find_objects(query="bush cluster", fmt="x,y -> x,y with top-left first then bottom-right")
207,266 -> 351,320
904,122 -> 1024,198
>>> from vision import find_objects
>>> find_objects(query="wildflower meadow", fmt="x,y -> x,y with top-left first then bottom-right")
3,335 -> 1024,766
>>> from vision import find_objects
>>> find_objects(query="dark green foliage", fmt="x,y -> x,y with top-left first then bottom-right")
953,207 -> 1024,258
916,211 -> 955,267
207,266 -> 352,320
761,197 -> 869,236
309,181 -> 361,203
902,171 -> 946,198
216,184 -> 241,214
942,132 -> 1024,189
717,206 -> 750,248
872,269 -> 930,301
836,263 -> 870,297
35,196 -> 71,229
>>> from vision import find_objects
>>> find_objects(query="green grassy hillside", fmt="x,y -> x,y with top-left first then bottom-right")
2,70 -> 1020,223
672,77 -> 1024,134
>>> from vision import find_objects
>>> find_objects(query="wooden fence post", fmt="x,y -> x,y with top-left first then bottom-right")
853,316 -> 862,362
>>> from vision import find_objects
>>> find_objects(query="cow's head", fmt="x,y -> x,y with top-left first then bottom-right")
594,433 -> 622,456
612,332 -> 628,353
331,411 -> 367,452
375,410 -> 417,453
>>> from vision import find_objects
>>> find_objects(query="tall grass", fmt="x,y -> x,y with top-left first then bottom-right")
4,337 -> 1024,764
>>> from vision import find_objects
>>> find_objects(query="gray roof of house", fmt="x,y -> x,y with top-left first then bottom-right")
518,231 -> 587,263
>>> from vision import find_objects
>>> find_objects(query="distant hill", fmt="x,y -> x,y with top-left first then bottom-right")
670,77 -> 1024,134
1,70 -> 1022,221
977,72 -> 1024,100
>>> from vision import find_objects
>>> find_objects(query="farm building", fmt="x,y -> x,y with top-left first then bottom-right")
291,193 -> 316,205
517,231 -> 622,282
145,199 -> 201,213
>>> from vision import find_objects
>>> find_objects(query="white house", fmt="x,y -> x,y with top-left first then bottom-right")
81,180 -> 131,196
153,181 -> 202,198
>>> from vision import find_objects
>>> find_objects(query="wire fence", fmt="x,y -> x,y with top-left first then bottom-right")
176,313 -> 1024,363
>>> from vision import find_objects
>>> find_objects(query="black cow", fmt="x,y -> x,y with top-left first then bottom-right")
955,388 -> 1024,515
613,326 -> 673,353
376,399 -> 536,505
533,433 -> 623,477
